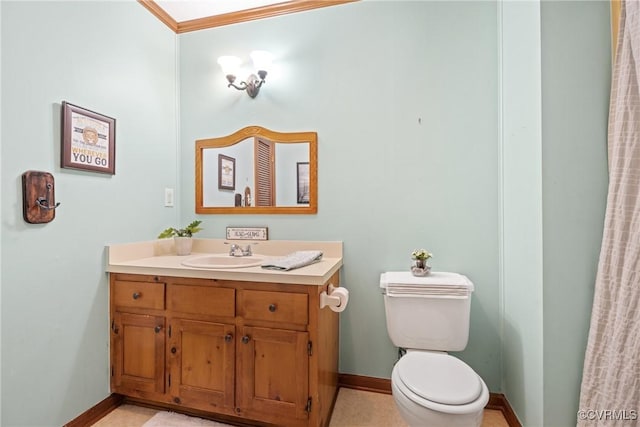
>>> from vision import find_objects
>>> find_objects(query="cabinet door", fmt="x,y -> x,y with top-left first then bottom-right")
112,312 -> 165,395
237,326 -> 309,422
169,319 -> 235,411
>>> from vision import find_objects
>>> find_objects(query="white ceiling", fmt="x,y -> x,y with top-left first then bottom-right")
154,0 -> 292,22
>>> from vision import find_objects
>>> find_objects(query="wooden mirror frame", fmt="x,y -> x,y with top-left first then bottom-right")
196,126 -> 317,214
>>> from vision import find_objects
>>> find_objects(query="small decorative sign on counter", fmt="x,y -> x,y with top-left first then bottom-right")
226,227 -> 268,241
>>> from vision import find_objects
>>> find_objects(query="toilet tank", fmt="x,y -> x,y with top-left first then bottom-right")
380,272 -> 474,352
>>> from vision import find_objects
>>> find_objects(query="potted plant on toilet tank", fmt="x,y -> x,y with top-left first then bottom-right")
158,220 -> 203,256
411,248 -> 432,277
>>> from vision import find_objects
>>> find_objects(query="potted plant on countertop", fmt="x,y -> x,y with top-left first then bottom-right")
411,248 -> 432,277
158,220 -> 203,256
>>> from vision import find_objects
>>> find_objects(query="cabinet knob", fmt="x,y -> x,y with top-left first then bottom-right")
242,335 -> 250,344
174,397 -> 181,404
154,325 -> 162,333
171,347 -> 177,354
224,333 -> 233,343
269,304 -> 277,312
132,292 -> 141,300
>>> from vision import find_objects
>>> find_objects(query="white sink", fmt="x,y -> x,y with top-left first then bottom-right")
181,253 -> 264,269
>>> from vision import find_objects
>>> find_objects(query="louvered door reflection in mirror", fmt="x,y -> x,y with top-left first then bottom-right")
196,126 -> 317,214
255,138 -> 274,207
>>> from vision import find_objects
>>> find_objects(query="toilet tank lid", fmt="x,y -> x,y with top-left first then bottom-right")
380,271 -> 474,292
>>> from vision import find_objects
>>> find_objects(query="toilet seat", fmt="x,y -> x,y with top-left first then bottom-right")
392,351 -> 489,415
398,351 -> 482,404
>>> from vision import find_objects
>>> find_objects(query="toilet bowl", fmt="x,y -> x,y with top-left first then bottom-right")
380,272 -> 489,427
391,350 -> 489,426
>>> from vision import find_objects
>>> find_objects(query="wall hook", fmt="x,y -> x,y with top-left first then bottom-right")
36,197 -> 61,210
35,183 -> 61,210
22,171 -> 60,223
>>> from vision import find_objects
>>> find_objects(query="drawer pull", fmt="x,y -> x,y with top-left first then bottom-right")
171,347 -> 177,354
224,333 -> 233,343
132,292 -> 141,300
154,325 -> 162,333
268,303 -> 277,312
242,335 -> 250,344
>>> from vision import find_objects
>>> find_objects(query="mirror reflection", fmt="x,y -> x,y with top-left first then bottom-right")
196,126 -> 317,214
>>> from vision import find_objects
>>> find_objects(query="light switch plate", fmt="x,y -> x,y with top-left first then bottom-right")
164,188 -> 174,207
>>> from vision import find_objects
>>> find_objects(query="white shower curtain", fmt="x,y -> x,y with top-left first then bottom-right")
578,1 -> 640,425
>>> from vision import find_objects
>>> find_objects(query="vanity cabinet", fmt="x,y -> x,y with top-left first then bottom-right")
111,276 -> 166,396
110,272 -> 340,427
166,282 -> 236,412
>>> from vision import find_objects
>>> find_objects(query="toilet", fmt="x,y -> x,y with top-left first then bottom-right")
380,271 -> 489,427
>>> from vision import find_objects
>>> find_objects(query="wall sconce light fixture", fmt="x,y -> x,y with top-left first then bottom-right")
217,51 -> 273,98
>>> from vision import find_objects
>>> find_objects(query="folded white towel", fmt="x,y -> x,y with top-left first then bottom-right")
261,250 -> 323,271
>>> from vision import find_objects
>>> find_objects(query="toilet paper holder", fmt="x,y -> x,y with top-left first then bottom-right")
320,284 -> 347,310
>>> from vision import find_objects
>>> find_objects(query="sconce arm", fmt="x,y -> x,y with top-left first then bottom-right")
224,73 -> 266,98
227,81 -> 249,91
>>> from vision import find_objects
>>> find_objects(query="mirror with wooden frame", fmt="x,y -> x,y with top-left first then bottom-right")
196,126 -> 317,214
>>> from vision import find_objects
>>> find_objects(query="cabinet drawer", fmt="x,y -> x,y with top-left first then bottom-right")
113,280 -> 165,310
168,284 -> 235,317
240,290 -> 308,326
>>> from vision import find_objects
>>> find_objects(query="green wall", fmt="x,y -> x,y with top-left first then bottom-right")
500,2 -> 544,424
500,2 -> 610,425
0,2 -> 3,421
0,1 -> 613,426
178,0 -> 502,388
541,2 -> 610,426
1,1 -> 178,425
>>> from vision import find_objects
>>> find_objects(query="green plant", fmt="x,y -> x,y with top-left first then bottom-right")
158,220 -> 203,239
411,249 -> 433,261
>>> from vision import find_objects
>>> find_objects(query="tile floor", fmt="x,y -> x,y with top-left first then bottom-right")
92,388 -> 509,427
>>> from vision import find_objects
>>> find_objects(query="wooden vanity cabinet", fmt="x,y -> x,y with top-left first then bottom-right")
110,272 -> 340,427
111,275 -> 166,399
165,282 -> 237,413
236,289 -> 311,423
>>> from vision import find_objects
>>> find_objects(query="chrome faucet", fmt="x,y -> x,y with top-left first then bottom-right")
228,243 -> 254,257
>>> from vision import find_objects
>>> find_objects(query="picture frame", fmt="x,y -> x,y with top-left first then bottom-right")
61,101 -> 116,174
297,162 -> 310,204
218,154 -> 236,190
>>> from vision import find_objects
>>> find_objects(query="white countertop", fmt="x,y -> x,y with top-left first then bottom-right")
106,238 -> 343,286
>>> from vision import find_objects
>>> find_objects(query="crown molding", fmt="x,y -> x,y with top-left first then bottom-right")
138,0 -> 358,34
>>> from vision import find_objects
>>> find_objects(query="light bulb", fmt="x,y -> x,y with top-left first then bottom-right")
250,50 -> 273,72
217,55 -> 241,76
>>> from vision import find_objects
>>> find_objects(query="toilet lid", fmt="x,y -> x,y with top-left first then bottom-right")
397,352 -> 483,405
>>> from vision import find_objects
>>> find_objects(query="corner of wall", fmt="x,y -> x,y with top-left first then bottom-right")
0,0 -> 4,421
499,0 -> 544,425
174,32 -> 182,225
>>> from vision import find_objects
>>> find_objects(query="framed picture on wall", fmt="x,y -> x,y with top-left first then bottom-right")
218,154 -> 236,190
61,101 -> 116,174
297,162 -> 310,204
